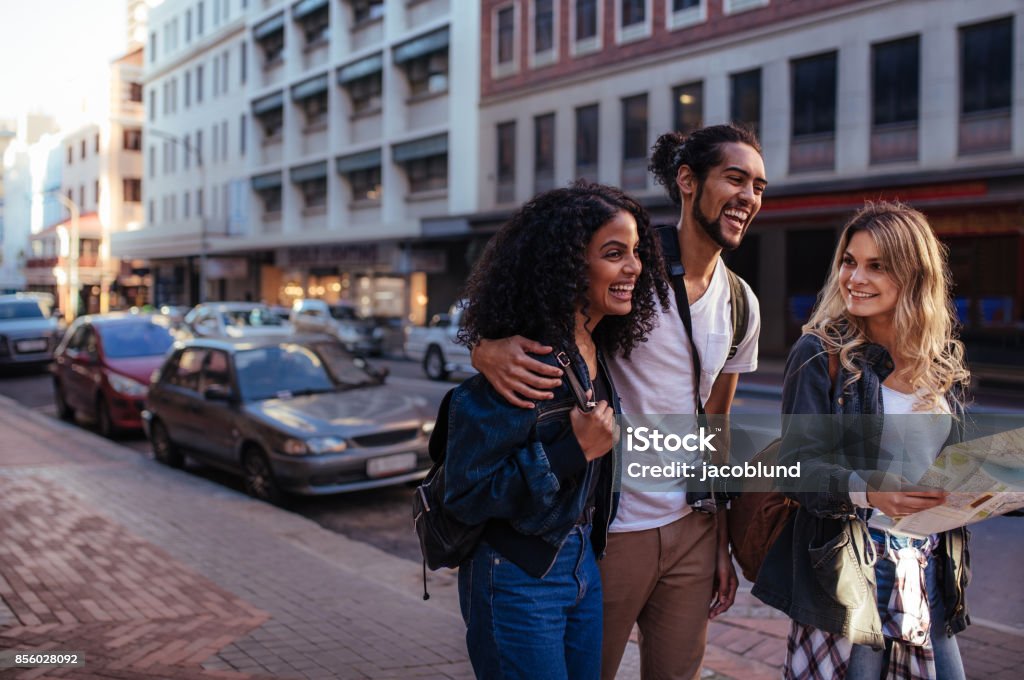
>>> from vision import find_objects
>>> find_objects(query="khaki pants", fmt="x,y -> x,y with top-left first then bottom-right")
599,511 -> 718,680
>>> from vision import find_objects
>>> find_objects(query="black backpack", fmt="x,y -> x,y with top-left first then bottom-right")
412,388 -> 484,584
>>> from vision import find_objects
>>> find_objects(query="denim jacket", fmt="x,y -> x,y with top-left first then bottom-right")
443,351 -> 619,578
752,333 -> 971,648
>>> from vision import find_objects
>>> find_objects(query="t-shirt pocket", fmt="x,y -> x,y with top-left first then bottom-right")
700,332 -> 731,402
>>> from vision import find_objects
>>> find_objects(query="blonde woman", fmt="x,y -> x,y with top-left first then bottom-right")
753,202 -> 971,680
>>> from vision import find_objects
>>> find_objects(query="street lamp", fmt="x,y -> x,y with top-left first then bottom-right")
145,128 -> 207,304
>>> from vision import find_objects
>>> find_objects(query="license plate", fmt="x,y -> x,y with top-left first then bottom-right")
366,452 -> 417,478
16,339 -> 48,353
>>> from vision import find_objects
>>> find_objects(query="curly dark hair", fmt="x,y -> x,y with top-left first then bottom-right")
458,181 -> 670,357
649,124 -> 762,206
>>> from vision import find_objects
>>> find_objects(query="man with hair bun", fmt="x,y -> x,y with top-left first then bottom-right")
472,123 -> 768,679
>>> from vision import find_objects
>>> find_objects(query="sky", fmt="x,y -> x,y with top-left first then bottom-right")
0,0 -> 129,127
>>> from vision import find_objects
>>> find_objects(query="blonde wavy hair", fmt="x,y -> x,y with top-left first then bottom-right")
803,201 -> 970,412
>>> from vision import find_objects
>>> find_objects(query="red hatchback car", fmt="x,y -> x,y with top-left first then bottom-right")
52,313 -> 176,437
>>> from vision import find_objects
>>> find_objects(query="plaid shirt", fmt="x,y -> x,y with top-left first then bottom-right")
786,533 -> 938,680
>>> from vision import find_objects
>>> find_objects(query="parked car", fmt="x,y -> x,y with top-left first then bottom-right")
404,301 -> 474,380
289,299 -> 383,356
51,313 -> 176,437
143,335 -> 433,504
180,302 -> 292,340
0,293 -> 65,370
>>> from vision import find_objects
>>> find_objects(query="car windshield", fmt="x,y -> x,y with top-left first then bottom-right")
101,321 -> 176,358
235,345 -> 337,401
0,301 -> 45,320
328,306 -> 360,321
220,308 -> 285,328
307,340 -> 382,388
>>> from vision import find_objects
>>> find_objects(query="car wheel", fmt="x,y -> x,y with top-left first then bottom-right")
242,447 -> 285,506
150,420 -> 184,468
424,346 -> 449,381
54,380 -> 74,422
96,396 -> 117,439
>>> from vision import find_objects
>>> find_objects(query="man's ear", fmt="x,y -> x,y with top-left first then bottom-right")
676,164 -> 696,199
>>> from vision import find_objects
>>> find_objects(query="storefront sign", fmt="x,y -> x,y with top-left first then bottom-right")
205,257 -> 248,279
278,243 -> 389,268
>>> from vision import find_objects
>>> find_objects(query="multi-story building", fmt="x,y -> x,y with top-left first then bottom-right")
113,0 -> 253,305
114,0 -> 481,322
24,48 -> 147,315
475,0 -> 1023,369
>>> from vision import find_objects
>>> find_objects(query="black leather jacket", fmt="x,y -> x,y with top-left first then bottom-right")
752,333 -> 971,649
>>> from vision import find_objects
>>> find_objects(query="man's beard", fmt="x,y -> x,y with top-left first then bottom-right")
692,181 -> 743,251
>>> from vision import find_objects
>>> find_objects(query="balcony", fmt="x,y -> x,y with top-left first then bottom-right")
870,121 -> 918,165
789,132 -> 835,173
959,109 -> 1011,156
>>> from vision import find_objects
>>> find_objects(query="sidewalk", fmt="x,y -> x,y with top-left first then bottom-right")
0,394 -> 1021,680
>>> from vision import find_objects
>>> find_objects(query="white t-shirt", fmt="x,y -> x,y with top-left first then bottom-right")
607,256 -> 760,532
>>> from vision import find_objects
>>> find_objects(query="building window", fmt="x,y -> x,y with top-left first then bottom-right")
185,71 -> 192,107
297,3 -> 329,46
149,145 -> 156,177
667,0 -> 705,30
256,106 -> 283,140
496,121 -> 516,203
149,32 -> 157,62
575,103 -> 599,179
195,129 -> 203,166
196,188 -> 204,216
94,180 -> 100,204
347,166 -> 381,203
672,81 -> 703,138
149,89 -> 156,121
184,191 -> 191,218
348,72 -> 383,115
147,200 -> 155,224
403,49 -> 448,97
78,186 -> 85,207
197,0 -> 205,35
534,113 -> 555,194
186,8 -> 193,42
351,0 -> 384,25
495,5 -> 516,73
240,42 -> 247,85
94,134 -> 100,153
123,128 -> 142,151
723,0 -> 769,14
575,0 -> 598,42
129,82 -> 143,102
196,64 -> 204,103
293,74 -> 328,127
533,0 -> 555,56
730,68 -> 761,136
221,120 -> 228,161
405,154 -> 447,193
254,13 -> 285,66
240,114 -> 246,156
790,51 -> 837,172
300,178 -> 327,209
871,36 -> 919,164
622,0 -> 645,26
124,179 -> 141,203
621,94 -> 647,190
959,17 -> 1013,155
221,50 -> 230,94
80,140 -> 86,159
67,146 -> 73,165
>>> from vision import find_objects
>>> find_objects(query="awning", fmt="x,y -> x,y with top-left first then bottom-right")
393,26 -> 449,65
291,73 -> 328,101
252,90 -> 284,115
392,133 -> 447,163
251,172 -> 283,191
253,12 -> 285,39
337,53 -> 383,84
292,0 -> 328,20
336,148 -> 382,174
290,161 -> 328,184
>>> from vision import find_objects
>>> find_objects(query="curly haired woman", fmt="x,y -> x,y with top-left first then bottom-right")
753,201 -> 972,680
442,181 -> 670,679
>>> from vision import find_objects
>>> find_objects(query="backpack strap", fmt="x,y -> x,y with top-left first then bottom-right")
724,268 -> 749,360
427,388 -> 455,465
655,224 -> 752,411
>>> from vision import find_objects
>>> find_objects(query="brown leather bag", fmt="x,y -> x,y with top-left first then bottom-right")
727,351 -> 838,582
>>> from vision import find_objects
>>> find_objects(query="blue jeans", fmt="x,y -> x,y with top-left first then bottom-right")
847,531 -> 966,680
458,525 -> 603,680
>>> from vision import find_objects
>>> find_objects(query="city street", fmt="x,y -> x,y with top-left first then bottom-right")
1,357 -> 1020,636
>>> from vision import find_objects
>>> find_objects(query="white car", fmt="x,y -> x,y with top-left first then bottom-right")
289,299 -> 383,356
181,302 -> 293,340
403,300 -> 474,380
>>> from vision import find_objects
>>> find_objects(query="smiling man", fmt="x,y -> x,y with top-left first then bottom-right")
472,124 -> 767,679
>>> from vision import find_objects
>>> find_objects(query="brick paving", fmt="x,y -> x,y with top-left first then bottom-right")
0,394 -> 1021,680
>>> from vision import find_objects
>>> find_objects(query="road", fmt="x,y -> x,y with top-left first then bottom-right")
1,358 -> 1020,633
